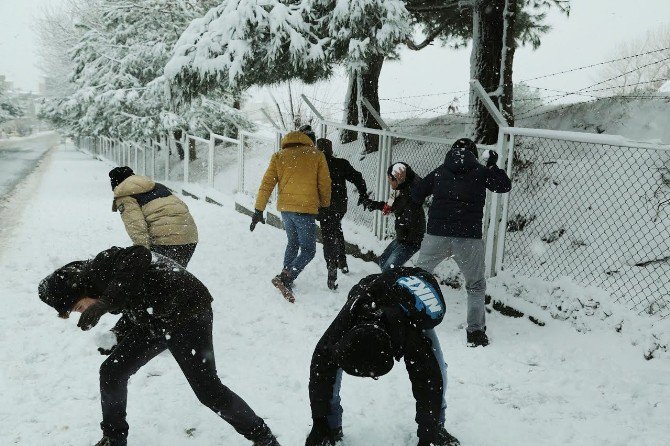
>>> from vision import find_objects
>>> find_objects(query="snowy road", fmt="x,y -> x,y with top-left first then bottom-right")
0,133 -> 59,198
0,145 -> 668,446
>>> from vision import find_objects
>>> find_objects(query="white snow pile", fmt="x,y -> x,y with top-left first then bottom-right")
488,272 -> 669,360
659,80 -> 670,93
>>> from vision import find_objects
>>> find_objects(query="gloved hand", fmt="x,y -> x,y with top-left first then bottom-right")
382,203 -> 392,215
486,150 -> 499,168
305,418 -> 339,446
357,192 -> 368,207
250,209 -> 265,232
77,301 -> 110,331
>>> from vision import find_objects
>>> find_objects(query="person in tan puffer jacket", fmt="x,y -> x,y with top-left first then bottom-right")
110,167 -> 198,265
250,130 -> 331,297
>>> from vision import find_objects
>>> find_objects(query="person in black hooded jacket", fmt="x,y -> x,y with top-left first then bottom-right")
37,246 -> 280,446
305,267 -> 459,446
316,138 -> 369,289
411,138 -> 511,347
362,162 -> 426,271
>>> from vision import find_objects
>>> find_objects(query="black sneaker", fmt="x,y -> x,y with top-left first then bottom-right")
338,258 -> 349,274
251,424 -> 281,446
327,268 -> 338,290
93,436 -> 127,446
434,426 -> 460,446
466,330 -> 489,347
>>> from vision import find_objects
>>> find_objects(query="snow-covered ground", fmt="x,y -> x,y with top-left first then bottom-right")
1,143 -> 669,446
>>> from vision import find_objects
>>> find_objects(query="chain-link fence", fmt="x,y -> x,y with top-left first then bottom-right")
502,133 -> 670,317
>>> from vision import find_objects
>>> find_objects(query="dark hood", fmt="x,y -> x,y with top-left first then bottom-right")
444,147 -> 479,174
38,261 -> 89,317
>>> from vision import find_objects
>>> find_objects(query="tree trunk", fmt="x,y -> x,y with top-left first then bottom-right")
499,0 -> 517,126
470,0 -> 505,144
341,53 -> 385,154
173,129 -> 184,160
230,92 -> 241,139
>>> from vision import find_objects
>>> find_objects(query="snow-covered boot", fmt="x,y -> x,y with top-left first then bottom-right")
271,269 -> 295,303
327,267 -> 338,290
338,258 -> 349,274
250,424 -> 281,446
93,436 -> 127,446
466,329 -> 489,347
434,426 -> 460,446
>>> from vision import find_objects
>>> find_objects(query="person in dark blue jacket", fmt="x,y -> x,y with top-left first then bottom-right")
411,138 -> 511,347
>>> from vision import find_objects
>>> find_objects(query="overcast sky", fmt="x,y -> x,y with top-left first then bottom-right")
1,0 -> 669,117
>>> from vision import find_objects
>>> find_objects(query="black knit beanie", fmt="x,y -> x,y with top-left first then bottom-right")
109,166 -> 134,190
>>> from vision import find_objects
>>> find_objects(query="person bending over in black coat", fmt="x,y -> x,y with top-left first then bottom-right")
316,138 -> 369,289
306,267 -> 459,446
361,162 -> 426,271
38,246 -> 281,446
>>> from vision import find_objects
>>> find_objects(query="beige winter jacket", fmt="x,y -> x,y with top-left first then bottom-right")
112,176 -> 198,247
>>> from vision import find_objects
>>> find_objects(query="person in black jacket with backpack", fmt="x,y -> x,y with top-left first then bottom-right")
37,246 -> 281,446
305,267 -> 459,446
362,162 -> 426,271
316,138 -> 369,289
411,138 -> 512,348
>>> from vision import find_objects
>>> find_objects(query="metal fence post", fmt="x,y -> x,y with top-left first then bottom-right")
163,134 -> 169,182
494,133 -> 515,275
484,129 -> 508,278
237,132 -> 245,194
183,134 -> 190,184
208,131 -> 215,188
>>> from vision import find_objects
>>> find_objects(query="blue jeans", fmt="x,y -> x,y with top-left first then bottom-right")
281,212 -> 317,279
378,240 -> 421,271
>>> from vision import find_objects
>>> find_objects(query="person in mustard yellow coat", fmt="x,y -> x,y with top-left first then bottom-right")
250,131 -> 331,299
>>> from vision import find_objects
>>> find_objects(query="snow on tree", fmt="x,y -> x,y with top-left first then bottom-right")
165,0 -> 411,113
0,82 -> 23,125
37,0 -> 251,146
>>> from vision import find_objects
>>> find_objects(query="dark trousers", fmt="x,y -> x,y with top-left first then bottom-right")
320,211 -> 346,270
151,243 -> 197,267
100,309 -> 265,441
112,243 -> 197,339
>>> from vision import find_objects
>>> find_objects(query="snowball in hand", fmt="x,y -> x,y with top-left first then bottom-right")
95,331 -> 118,350
391,163 -> 406,177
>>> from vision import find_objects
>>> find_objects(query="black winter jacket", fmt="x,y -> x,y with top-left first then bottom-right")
77,246 -> 212,329
411,147 -> 512,238
368,168 -> 426,245
309,267 -> 446,443
320,155 -> 367,215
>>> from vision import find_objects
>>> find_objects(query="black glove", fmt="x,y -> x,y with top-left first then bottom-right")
98,345 -> 116,356
250,209 -> 265,232
486,150 -> 499,168
305,418 -> 338,446
77,301 -> 110,331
